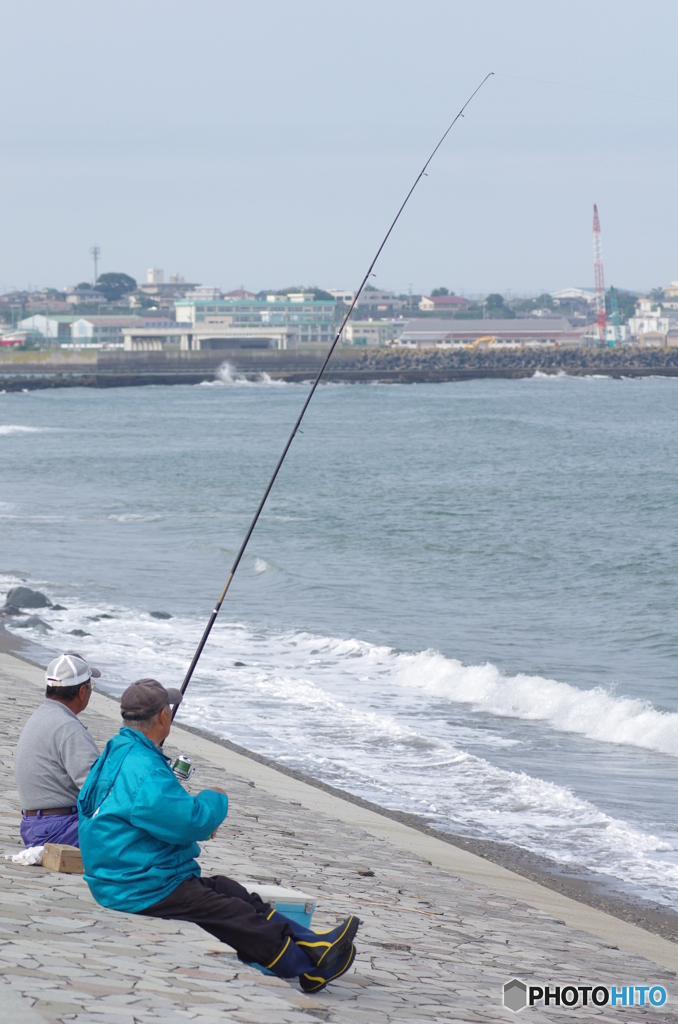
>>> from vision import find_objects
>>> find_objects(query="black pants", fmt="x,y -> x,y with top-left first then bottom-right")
140,875 -> 292,965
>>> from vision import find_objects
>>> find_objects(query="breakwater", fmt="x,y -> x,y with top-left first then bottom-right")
3,345 -> 678,389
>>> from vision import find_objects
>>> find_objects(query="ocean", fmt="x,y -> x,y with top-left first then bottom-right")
2,370 -> 678,910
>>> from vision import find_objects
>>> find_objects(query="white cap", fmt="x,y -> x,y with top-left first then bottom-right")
45,651 -> 101,688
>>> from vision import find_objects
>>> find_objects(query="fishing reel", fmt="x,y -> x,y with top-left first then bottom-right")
172,754 -> 195,781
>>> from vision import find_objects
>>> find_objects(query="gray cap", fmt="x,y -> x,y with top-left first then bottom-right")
120,678 -> 182,720
46,651 -> 101,688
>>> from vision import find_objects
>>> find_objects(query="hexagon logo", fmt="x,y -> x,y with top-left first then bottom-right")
503,979 -> 527,1012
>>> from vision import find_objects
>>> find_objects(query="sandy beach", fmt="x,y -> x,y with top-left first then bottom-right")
2,648 -> 678,1022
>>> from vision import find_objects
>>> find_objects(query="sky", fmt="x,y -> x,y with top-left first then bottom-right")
0,0 -> 676,297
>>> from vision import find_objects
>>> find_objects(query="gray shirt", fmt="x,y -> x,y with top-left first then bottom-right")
14,699 -> 100,810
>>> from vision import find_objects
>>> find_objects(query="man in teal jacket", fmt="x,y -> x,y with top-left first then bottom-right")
78,678 -> 359,992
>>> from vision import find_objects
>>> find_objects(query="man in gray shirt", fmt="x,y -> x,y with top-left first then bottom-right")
14,651 -> 102,848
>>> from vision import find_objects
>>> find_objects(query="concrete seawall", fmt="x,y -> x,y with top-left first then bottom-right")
3,346 -> 678,389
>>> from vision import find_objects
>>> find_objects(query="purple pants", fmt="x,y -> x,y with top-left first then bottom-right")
20,809 -> 79,848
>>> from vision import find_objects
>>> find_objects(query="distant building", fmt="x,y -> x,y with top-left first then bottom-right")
551,287 -> 596,303
582,323 -> 629,345
68,316 -> 148,346
65,287 -> 106,305
18,314 -> 79,340
342,320 -> 406,346
184,286 -> 223,301
628,299 -> 669,341
354,289 -> 404,314
328,289 -> 355,305
175,293 -> 336,346
330,288 -> 418,312
24,293 -> 72,314
122,323 -> 296,352
138,270 -> 200,299
223,288 -> 257,300
418,295 -> 469,313
637,330 -> 668,347
394,317 -> 581,348
664,280 -> 678,298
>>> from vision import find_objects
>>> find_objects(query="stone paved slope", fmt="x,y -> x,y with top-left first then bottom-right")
1,655 -> 677,1022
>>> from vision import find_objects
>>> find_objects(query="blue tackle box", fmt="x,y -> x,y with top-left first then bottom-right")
247,885 -> 316,975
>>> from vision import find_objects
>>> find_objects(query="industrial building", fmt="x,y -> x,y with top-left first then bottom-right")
394,317 -> 583,348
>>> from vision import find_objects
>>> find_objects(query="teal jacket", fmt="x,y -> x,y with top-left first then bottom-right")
78,727 -> 228,912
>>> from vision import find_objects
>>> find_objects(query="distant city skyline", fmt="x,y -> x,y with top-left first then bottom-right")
0,1 -> 676,295
0,272 -> 662,302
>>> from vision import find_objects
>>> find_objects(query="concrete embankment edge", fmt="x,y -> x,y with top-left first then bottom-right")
4,649 -> 678,973
5,347 -> 678,388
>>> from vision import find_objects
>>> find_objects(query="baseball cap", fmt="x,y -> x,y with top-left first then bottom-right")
120,678 -> 183,720
45,651 -> 101,688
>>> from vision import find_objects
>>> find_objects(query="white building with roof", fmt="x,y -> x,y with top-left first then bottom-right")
342,320 -> 406,346
328,289 -> 355,305
68,316 -> 149,347
19,314 -> 80,340
628,299 -> 669,341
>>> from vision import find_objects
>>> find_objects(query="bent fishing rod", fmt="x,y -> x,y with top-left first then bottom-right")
173,71 -> 494,717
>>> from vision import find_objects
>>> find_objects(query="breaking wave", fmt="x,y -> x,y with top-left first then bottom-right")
0,424 -> 51,435
392,649 -> 678,758
4,575 -> 678,907
198,363 -> 291,387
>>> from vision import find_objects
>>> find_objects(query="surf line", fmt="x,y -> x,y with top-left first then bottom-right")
174,71 -> 494,716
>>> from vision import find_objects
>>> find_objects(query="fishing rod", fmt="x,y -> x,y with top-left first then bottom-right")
173,71 -> 494,717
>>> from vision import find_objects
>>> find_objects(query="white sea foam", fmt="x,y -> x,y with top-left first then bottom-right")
107,512 -> 165,523
0,424 -> 49,435
392,650 -> 678,757
5,578 -> 678,908
216,363 -> 246,385
284,633 -> 678,759
198,363 -> 292,387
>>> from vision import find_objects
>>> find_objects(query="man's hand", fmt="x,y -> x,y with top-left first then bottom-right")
207,786 -> 228,839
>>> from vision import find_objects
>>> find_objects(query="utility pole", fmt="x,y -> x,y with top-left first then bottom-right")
90,246 -> 101,288
592,206 -> 606,346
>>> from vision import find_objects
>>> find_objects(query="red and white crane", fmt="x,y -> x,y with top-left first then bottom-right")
592,204 -> 607,346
